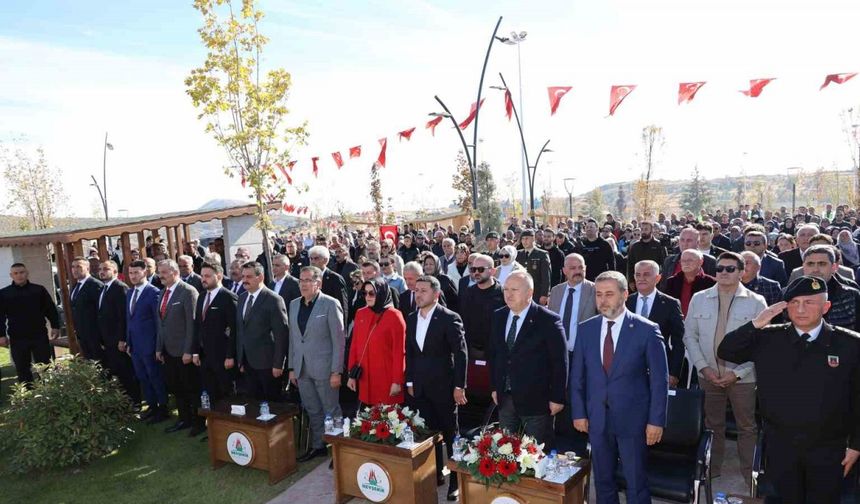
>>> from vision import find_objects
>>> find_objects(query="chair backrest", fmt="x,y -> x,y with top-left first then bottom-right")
660,388 -> 704,448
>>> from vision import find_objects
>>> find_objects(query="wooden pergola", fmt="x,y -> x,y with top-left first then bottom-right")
0,202 -> 280,355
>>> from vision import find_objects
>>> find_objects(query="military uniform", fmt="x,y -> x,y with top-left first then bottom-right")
515,247 -> 551,302
718,277 -> 860,504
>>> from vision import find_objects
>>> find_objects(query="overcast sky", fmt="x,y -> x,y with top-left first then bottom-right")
2,0 -> 859,219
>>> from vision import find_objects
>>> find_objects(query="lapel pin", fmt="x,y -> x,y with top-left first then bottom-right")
828,355 -> 840,368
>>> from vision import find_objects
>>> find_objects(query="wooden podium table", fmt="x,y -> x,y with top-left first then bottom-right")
199,398 -> 300,484
324,432 -> 442,503
447,458 -> 591,504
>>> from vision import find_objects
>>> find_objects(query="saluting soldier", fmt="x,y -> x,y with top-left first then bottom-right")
718,276 -> 860,504
515,229 -> 551,306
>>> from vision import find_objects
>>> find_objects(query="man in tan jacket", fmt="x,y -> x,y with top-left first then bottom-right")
683,252 -> 766,485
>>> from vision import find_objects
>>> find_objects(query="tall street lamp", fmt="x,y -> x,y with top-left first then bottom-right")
563,178 -> 576,218
429,100 -> 477,227
495,30 -> 529,223
90,132 -> 113,222
787,166 -> 801,215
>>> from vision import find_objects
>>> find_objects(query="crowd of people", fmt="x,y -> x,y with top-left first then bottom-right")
1,201 -> 859,503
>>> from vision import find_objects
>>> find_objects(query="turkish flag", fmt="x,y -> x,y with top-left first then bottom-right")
504,89 -> 513,121
426,116 -> 443,136
332,151 -> 344,169
820,72 -> 857,90
284,203 -> 295,213
678,82 -> 706,105
311,156 -> 320,177
380,225 -> 398,246
398,127 -> 416,141
547,86 -> 572,115
376,137 -> 387,168
349,145 -> 361,158
276,163 -> 293,185
458,98 -> 485,130
609,85 -> 636,116
740,78 -> 775,97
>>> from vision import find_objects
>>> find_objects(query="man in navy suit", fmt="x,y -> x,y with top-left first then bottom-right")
125,260 -> 168,423
571,270 -> 669,504
488,271 -> 568,449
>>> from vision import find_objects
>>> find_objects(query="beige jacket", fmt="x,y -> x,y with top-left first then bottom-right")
682,284 -> 767,383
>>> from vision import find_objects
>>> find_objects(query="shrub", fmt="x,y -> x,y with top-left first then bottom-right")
0,355 -> 134,474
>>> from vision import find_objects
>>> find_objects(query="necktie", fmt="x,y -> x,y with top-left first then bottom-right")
603,321 -> 616,374
202,291 -> 212,321
130,288 -> 139,315
160,289 -> 171,319
562,287 -> 575,340
71,282 -> 82,301
506,315 -> 520,350
98,285 -> 107,309
244,294 -> 254,321
640,295 -> 650,317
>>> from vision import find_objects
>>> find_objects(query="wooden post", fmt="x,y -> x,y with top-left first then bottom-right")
137,231 -> 147,258
71,240 -> 84,258
55,242 -> 80,355
183,224 -> 191,245
174,226 -> 184,257
167,226 -> 177,259
120,233 -> 132,279
97,236 -> 108,261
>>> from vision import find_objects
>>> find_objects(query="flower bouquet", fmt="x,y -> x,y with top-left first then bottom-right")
349,404 -> 428,445
458,428 -> 545,486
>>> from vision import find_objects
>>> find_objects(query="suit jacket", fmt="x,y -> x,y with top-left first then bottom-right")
458,275 -> 475,308
778,248 -> 802,278
70,276 -> 104,347
236,287 -> 289,370
789,265 -> 856,284
661,252 -> 717,287
126,283 -> 161,353
182,272 -> 205,294
321,268 -> 348,314
398,289 -> 417,319
515,248 -> 552,301
547,280 -> 597,329
97,279 -> 128,347
194,287 -> 238,364
405,304 -> 467,399
626,290 -> 685,378
270,275 -> 301,306
488,302 -> 568,416
288,292 -> 344,380
223,278 -> 246,297
570,311 -> 669,436
156,281 -> 199,358
148,275 -> 163,291
759,253 -> 788,287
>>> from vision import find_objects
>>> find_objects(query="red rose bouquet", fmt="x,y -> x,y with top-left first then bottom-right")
349,404 -> 428,445
458,428 -> 545,486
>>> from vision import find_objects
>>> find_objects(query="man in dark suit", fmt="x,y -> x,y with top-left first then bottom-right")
96,260 -> 140,405
515,230 -> 552,305
778,223 -> 818,277
405,275 -> 467,501
193,262 -> 238,406
269,254 -> 301,306
70,256 -> 105,361
332,245 -> 358,298
144,257 -> 163,290
488,271 -> 568,449
223,259 -> 247,296
178,255 -> 205,294
126,260 -> 168,423
627,260 -> 685,388
154,259 -> 201,435
571,270 -> 669,504
236,261 -> 289,401
308,246 -> 348,314
398,262 -> 422,318
661,227 -> 717,283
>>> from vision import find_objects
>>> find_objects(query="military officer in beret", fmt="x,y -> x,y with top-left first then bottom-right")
515,229 -> 551,305
718,276 -> 860,504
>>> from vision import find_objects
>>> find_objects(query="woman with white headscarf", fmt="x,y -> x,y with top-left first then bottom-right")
494,245 -> 525,285
837,230 -> 859,268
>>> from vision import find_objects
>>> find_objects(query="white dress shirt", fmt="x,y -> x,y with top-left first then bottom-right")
273,275 -> 285,295
504,305 -> 530,345
243,290 -> 257,318
99,279 -> 115,309
635,291 -> 655,318
415,302 -> 437,351
795,320 -> 823,342
559,283 -> 583,352
600,309 -> 627,365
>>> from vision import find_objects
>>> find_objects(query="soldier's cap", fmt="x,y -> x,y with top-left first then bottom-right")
783,275 -> 828,302
415,232 -> 426,239
520,229 -> 536,237
485,232 -> 500,240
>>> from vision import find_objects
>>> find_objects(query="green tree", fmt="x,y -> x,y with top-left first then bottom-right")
584,188 -> 605,218
185,0 -> 307,279
679,165 -> 712,215
633,124 -> 664,218
476,161 -> 502,233
451,151 -> 473,215
1,139 -> 68,230
370,162 -> 383,226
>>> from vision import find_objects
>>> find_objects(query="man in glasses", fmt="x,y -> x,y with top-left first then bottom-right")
683,252 -> 767,484
744,229 -> 788,286
308,246 -> 348,314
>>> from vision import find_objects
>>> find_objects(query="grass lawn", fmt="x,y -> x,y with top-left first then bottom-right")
0,347 -> 320,504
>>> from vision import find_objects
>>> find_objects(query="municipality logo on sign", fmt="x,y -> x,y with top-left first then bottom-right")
226,432 -> 253,466
357,462 -> 391,502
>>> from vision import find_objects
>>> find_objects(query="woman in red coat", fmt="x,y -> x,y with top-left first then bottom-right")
347,277 -> 406,405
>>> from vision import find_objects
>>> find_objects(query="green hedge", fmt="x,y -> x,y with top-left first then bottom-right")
0,355 -> 134,474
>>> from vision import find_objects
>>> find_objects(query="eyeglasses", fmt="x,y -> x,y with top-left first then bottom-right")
744,241 -> 762,246
363,291 -> 376,298
715,265 -> 739,273
469,266 -> 487,273
309,256 -> 323,261
380,262 -> 390,266
499,254 -> 511,259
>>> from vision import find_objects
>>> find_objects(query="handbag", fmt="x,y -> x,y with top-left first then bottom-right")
348,313 -> 383,380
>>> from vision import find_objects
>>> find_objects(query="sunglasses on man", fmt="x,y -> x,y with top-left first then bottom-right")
469,266 -> 487,273
715,265 -> 739,273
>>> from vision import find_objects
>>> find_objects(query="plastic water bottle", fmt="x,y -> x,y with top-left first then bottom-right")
403,425 -> 414,445
546,450 -> 558,479
714,492 -> 728,504
343,417 -> 350,437
452,435 -> 463,460
324,415 -> 334,433
259,401 -> 270,417
200,390 -> 210,410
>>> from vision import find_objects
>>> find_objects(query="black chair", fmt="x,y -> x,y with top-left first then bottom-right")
616,388 -> 714,503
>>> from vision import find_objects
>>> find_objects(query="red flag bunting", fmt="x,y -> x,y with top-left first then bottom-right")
240,167 -> 247,188
376,137 -> 387,168
332,151 -> 344,169
609,85 -> 636,116
287,160 -> 296,171
276,163 -> 289,178
458,98 -> 485,130
504,89 -> 513,121
820,72 -> 857,90
426,116 -> 443,136
284,203 -> 295,212
678,82 -> 706,105
398,127 -> 416,141
380,224 -> 398,246
740,78 -> 775,98
311,156 -> 319,177
349,145 -> 361,158
547,86 -> 572,115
